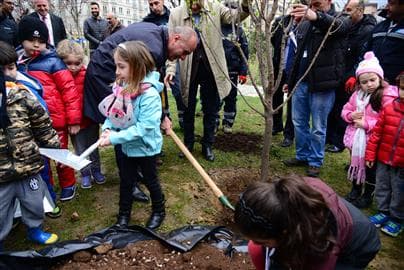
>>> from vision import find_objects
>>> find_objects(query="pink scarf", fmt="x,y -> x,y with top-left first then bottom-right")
348,90 -> 370,184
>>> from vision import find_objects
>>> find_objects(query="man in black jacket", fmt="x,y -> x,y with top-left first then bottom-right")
283,0 -> 350,177
29,0 -> 67,47
0,0 -> 17,47
326,0 -> 376,154
143,0 -> 170,26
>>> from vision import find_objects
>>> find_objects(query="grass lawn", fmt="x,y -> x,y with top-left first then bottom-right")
5,94 -> 404,269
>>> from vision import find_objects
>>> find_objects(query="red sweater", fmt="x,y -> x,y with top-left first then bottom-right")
365,98 -> 404,167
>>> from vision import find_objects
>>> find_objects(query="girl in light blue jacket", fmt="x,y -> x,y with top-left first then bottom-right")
98,41 -> 165,230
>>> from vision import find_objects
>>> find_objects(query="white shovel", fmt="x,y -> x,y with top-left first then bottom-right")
39,140 -> 100,171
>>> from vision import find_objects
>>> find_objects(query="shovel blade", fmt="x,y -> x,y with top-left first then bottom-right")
39,148 -> 92,171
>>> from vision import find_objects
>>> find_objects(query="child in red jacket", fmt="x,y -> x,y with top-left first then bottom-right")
17,17 -> 81,201
57,40 -> 105,189
366,72 -> 404,237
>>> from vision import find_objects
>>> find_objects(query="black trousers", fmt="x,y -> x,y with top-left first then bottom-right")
184,61 -> 220,147
114,145 -> 164,214
272,75 -> 294,140
326,88 -> 350,149
221,74 -> 238,127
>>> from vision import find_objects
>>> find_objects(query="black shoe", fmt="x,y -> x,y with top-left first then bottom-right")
325,145 -> 344,153
280,138 -> 293,147
352,195 -> 373,209
272,129 -> 283,136
132,185 -> 149,203
306,166 -> 320,177
202,145 -> 215,161
146,211 -> 166,230
179,143 -> 193,158
345,184 -> 362,202
283,158 -> 308,167
115,214 -> 130,229
156,157 -> 163,166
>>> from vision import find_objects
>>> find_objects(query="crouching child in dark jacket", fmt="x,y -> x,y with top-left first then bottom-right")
0,43 -> 60,250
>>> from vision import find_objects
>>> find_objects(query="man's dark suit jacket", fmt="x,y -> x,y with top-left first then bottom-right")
28,12 -> 67,46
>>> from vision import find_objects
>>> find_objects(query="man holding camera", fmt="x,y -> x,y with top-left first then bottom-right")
283,0 -> 351,177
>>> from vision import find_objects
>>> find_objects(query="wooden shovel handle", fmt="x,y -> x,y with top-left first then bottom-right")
169,131 -> 224,198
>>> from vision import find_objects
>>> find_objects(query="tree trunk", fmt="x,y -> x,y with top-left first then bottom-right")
260,106 -> 273,182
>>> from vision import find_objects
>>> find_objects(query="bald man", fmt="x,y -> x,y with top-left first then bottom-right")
106,12 -> 124,36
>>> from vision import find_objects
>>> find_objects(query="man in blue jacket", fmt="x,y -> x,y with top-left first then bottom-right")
0,0 -> 17,47
365,0 -> 404,85
84,22 -> 197,124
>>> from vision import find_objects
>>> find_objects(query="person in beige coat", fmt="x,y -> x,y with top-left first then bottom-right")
165,0 -> 249,161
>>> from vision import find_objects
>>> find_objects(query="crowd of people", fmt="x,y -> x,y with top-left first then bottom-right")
0,0 -> 403,269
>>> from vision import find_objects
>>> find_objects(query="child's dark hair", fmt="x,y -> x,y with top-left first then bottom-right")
234,175 -> 336,270
0,41 -> 18,66
369,77 -> 388,112
356,75 -> 387,112
114,41 -> 155,94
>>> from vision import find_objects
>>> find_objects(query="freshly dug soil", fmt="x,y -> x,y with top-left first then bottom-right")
52,240 -> 254,270
214,132 -> 262,154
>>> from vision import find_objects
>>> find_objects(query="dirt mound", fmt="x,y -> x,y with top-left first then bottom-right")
214,132 -> 262,154
53,240 -> 254,270
208,168 -> 260,230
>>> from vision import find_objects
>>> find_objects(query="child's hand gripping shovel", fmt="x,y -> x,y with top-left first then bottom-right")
168,130 -> 235,211
39,140 -> 101,171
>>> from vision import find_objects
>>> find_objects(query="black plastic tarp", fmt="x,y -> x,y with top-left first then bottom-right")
0,225 -> 248,270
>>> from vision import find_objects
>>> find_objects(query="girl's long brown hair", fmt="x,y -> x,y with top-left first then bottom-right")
234,175 -> 336,270
356,74 -> 388,112
114,41 -> 155,94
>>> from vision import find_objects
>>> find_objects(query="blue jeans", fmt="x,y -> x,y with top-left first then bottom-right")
292,82 -> 335,168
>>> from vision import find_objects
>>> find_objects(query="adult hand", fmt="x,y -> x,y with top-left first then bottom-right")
351,111 -> 364,120
238,75 -> 247,84
366,161 -> 374,168
345,77 -> 356,93
164,73 -> 174,89
161,116 -> 172,135
290,4 -> 317,21
282,84 -> 289,93
68,124 -> 80,135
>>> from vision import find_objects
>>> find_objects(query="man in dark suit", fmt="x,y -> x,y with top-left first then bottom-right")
29,0 -> 67,47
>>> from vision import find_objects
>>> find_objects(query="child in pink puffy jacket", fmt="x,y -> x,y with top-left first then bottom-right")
341,51 -> 398,209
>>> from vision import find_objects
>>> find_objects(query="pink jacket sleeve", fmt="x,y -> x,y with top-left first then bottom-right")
341,92 -> 357,123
